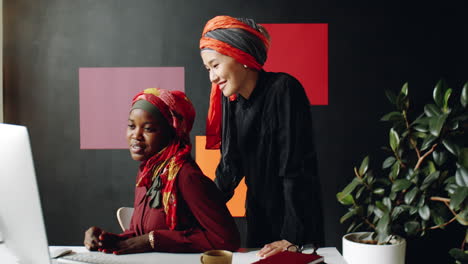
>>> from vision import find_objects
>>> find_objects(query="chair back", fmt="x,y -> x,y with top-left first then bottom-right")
116,207 -> 134,231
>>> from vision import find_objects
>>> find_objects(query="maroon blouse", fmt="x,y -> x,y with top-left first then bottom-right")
121,159 -> 240,253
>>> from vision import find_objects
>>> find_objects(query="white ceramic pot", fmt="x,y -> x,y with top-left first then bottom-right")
342,232 -> 406,264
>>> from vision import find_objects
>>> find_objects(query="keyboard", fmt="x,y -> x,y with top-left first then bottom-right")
57,252 -> 128,264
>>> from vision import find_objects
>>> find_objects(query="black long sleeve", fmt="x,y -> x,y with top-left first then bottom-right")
214,71 -> 324,247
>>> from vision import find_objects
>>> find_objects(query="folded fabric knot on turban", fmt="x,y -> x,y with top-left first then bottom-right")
200,15 -> 270,149
131,88 -> 195,230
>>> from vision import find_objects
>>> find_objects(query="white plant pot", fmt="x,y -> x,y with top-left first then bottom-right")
343,232 -> 406,264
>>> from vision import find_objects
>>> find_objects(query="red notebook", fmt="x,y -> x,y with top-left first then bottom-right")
252,251 -> 324,264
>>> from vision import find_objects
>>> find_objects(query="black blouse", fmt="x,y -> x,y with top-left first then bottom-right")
214,71 -> 324,247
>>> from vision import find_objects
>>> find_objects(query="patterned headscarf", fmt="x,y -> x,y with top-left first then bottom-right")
200,15 -> 270,149
131,88 -> 195,230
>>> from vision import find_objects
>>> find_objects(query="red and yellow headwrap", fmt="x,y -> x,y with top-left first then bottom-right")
200,15 -> 270,149
131,88 -> 195,230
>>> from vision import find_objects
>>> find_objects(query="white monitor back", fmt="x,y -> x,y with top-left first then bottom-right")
0,124 -> 51,263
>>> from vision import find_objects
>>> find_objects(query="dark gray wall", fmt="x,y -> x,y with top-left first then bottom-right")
3,0 -> 467,261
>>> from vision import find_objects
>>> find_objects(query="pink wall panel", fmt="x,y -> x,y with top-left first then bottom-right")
262,24 -> 328,105
79,67 -> 184,149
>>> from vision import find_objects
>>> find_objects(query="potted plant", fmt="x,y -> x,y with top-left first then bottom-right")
337,80 -> 467,264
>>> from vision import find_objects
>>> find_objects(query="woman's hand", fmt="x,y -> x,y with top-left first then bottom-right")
96,231 -> 125,253
257,239 -> 293,258
111,234 -> 152,255
99,232 -> 152,255
84,226 -> 104,251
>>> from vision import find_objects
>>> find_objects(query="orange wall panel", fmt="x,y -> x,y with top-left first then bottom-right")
195,136 -> 246,217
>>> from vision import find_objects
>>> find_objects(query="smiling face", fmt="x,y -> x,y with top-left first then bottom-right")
126,108 -> 173,161
201,50 -> 250,98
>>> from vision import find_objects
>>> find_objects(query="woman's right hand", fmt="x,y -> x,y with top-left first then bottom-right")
84,226 -> 104,251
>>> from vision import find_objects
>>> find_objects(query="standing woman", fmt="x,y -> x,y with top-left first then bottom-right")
200,16 -> 324,257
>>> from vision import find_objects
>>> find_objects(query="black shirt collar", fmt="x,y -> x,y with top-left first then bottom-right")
237,70 -> 267,106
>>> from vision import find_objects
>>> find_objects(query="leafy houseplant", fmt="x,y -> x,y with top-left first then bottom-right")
337,80 -> 468,263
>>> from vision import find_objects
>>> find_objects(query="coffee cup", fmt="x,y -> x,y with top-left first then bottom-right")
200,250 -> 233,264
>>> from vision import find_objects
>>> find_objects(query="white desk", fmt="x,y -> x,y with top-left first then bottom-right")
1,244 -> 347,263
49,246 -> 347,264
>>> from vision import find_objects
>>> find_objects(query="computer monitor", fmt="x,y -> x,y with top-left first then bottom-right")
0,123 -> 51,263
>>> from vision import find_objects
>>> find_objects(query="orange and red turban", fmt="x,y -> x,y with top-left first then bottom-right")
200,16 -> 270,149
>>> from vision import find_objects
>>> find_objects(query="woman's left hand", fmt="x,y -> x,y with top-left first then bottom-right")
257,239 -> 293,258
99,233 -> 152,255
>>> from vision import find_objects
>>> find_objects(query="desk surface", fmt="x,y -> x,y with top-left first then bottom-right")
50,246 -> 347,264
1,244 -> 347,263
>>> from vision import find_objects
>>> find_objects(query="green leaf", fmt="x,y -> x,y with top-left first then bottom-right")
345,221 -> 356,233
421,135 -> 436,151
405,168 -> 417,181
433,79 -> 447,108
412,114 -> 429,125
432,150 -> 448,167
367,204 -> 375,217
351,222 -> 364,233
409,206 -> 418,215
359,156 -> 370,176
382,156 -> 396,169
450,187 -> 468,210
459,148 -> 468,169
446,183 -> 459,195
337,178 -> 361,202
417,194 -> 426,207
383,197 -> 392,211
374,202 -> 388,219
413,124 -> 429,133
380,111 -> 404,122
421,171 -> 440,190
389,128 -> 400,152
337,193 -> 355,205
418,205 -> 430,221
455,167 -> 468,187
404,221 -> 420,236
429,113 -> 448,137
391,206 -> 405,220
405,187 -> 419,204
442,88 -> 452,113
412,131 -> 427,139
356,185 -> 366,199
376,212 -> 390,243
392,179 -> 412,192
455,208 -> 468,226
385,89 -> 397,105
443,139 -> 460,157
432,210 -> 446,227
373,188 -> 385,195
340,208 -> 358,223
389,162 -> 401,180
449,248 -> 468,262
424,104 -> 442,117
448,119 -> 459,130
376,201 -> 389,213
401,82 -> 409,96
424,160 -> 436,175
461,82 -> 468,108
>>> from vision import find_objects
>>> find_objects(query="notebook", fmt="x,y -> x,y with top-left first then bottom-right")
252,251 -> 324,264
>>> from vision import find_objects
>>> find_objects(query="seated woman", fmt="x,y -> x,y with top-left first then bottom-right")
84,88 -> 240,254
